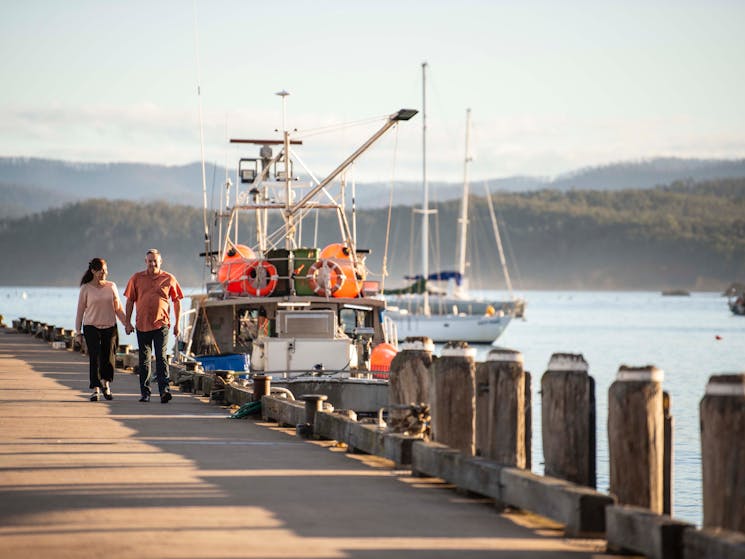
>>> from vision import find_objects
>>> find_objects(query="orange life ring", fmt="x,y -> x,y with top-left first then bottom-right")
307,259 -> 345,297
242,260 -> 278,297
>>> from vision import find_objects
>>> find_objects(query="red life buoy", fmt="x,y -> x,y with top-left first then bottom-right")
242,260 -> 278,297
307,259 -> 345,297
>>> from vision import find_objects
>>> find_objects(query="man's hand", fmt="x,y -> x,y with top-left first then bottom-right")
125,324 -> 133,335
173,324 -> 180,337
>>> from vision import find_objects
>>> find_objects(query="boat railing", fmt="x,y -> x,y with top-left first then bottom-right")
382,315 -> 399,349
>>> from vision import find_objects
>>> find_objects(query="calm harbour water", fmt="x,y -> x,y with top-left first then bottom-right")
2,286 -> 743,526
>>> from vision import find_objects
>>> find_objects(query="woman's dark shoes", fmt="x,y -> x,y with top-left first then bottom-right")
90,392 -> 99,401
102,381 -> 113,400
139,394 -> 150,402
160,391 -> 172,404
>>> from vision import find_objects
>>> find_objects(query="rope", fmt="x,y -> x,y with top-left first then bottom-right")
380,125 -> 400,290
200,305 -> 220,354
296,114 -> 389,139
229,400 -> 262,419
386,403 -> 430,438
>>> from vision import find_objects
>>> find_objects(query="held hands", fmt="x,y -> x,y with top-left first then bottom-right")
125,324 -> 134,335
173,324 -> 180,337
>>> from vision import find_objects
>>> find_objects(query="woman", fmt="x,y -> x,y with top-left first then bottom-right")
75,258 -> 129,401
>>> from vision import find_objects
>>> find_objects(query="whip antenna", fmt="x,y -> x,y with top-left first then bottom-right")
192,0 -> 211,272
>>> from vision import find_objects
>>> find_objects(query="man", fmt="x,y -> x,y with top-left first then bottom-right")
124,248 -> 183,403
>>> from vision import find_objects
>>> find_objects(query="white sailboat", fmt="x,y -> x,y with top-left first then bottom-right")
383,64 -> 513,344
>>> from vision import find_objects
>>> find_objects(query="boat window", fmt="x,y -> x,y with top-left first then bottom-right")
339,308 -> 371,335
339,309 -> 355,335
237,309 -> 258,345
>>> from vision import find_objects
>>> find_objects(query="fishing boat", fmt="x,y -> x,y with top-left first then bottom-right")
383,65 -> 515,344
176,100 -> 418,410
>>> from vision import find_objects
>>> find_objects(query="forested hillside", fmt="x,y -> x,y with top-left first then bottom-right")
1,177 -> 744,289
3,156 -> 745,215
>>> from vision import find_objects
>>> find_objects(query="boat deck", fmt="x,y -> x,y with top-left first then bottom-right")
0,328 -> 628,558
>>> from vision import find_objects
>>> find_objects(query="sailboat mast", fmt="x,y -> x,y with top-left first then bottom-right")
421,61 -> 430,315
484,183 -> 515,298
456,108 -> 472,285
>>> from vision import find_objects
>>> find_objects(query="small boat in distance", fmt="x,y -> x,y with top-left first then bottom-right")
661,289 -> 691,296
725,284 -> 745,316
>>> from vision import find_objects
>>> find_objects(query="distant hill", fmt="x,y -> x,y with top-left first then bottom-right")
2,156 -> 745,217
1,178 -> 744,290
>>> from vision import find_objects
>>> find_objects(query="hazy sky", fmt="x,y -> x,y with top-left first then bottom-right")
1,0 -> 744,182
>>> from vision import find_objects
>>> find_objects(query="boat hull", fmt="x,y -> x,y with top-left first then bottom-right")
384,310 -> 511,344
385,293 -> 526,318
730,301 -> 745,316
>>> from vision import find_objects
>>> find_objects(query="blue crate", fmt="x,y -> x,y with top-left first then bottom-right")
195,353 -> 250,372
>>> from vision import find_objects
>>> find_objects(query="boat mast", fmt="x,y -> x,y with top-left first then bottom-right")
421,61 -> 431,315
484,183 -> 515,298
456,108 -> 472,292
277,90 -> 294,250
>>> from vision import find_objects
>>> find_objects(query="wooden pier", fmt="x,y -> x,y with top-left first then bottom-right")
1,325 -> 620,559
3,320 -> 745,559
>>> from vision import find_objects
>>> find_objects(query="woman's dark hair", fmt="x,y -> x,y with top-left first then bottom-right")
80,258 -> 106,285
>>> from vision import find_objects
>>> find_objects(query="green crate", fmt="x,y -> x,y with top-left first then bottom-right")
265,248 -> 290,296
293,247 -> 319,295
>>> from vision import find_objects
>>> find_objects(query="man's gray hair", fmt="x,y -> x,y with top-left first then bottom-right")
146,248 -> 161,256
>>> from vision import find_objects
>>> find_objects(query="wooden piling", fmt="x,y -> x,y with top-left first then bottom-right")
663,391 -> 673,515
524,371 -> 532,470
389,337 -> 434,418
430,341 -> 476,456
541,353 -> 596,487
475,347 -> 526,467
700,373 -> 745,532
608,365 -> 665,513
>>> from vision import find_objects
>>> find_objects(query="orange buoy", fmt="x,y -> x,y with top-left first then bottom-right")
218,245 -> 256,294
332,259 -> 364,298
241,260 -> 278,297
371,342 -> 398,372
319,243 -> 352,260
316,244 -> 366,298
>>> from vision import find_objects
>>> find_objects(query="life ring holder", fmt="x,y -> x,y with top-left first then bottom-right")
242,260 -> 278,297
307,259 -> 346,297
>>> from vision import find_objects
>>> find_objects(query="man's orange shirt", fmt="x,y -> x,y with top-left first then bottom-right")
124,270 -> 184,331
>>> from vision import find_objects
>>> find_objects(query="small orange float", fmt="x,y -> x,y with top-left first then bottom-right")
370,342 -> 398,378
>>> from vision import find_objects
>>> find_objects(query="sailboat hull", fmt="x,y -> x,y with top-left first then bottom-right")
383,310 -> 511,344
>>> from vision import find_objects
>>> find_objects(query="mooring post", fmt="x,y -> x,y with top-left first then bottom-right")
253,374 -> 271,401
541,353 -> 596,487
298,394 -> 328,438
700,373 -> 745,532
389,337 -> 434,426
608,365 -> 665,512
524,370 -> 532,470
474,347 -> 526,467
663,391 -> 673,515
430,341 -> 476,456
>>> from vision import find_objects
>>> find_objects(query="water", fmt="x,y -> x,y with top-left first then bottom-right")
2,287 -> 743,526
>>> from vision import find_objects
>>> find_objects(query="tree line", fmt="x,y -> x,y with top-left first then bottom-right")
1,177 -> 743,289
